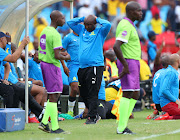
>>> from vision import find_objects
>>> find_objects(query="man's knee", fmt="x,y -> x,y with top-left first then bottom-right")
32,80 -> 43,87
72,87 -> 79,95
71,83 -> 79,95
49,93 -> 60,102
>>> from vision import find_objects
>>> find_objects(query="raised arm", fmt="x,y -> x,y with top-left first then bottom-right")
4,36 -> 29,63
154,39 -> 165,66
67,17 -> 85,35
96,17 -> 111,37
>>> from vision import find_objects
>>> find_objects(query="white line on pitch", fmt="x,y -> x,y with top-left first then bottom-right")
135,129 -> 180,140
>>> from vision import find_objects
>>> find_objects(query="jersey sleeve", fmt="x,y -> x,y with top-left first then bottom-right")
0,48 -> 9,61
53,32 -> 63,50
96,17 -> 111,38
67,17 -> 85,35
62,35 -> 69,50
3,61 -> 7,66
116,21 -> 131,43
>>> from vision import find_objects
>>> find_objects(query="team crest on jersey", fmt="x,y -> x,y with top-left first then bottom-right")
6,48 -> 9,53
99,103 -> 104,108
72,76 -> 77,81
90,31 -> 95,35
121,31 -> 127,38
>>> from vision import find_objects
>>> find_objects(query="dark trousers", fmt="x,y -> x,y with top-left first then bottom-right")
0,82 -> 14,108
78,66 -> 104,119
97,99 -> 116,119
11,83 -> 43,117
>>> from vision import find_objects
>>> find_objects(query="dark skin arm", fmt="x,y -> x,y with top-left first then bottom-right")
60,60 -> 69,77
20,53 -> 25,63
175,33 -> 180,47
4,37 -> 30,63
18,78 -> 43,87
109,77 -> 121,83
154,38 -> 165,66
2,62 -> 10,85
54,50 -> 70,76
20,52 -> 34,63
18,78 -> 34,82
54,49 -> 70,61
177,44 -> 180,56
113,40 -> 129,78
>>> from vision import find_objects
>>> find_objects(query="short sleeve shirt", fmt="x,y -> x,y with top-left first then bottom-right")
0,48 -> 9,79
38,26 -> 62,67
62,33 -> 79,65
116,18 -> 141,60
28,58 -> 44,87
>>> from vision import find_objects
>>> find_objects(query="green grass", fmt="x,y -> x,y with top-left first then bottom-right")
1,109 -> 180,140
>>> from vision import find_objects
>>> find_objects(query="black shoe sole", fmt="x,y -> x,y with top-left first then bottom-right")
38,125 -> 50,133
51,131 -> 69,134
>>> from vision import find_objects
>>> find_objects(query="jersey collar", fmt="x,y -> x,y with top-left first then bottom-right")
123,17 -> 135,27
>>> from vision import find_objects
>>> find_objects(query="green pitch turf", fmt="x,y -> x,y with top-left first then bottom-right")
1,109 -> 180,140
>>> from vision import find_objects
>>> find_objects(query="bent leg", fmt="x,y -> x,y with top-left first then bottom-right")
162,102 -> 180,119
68,82 -> 79,114
30,84 -> 45,105
0,82 -> 14,108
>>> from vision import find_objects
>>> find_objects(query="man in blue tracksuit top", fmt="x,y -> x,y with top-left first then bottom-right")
158,54 -> 180,120
67,15 -> 111,124
153,68 -> 166,111
152,55 -> 170,112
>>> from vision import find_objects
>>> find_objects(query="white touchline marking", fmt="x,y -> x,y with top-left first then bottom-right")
142,123 -> 150,124
139,120 -> 176,124
135,129 -> 180,140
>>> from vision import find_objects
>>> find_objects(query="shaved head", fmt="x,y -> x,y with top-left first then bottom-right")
126,1 -> 141,13
84,15 -> 96,32
126,1 -> 142,21
104,49 -> 116,62
161,54 -> 170,68
84,15 -> 96,24
50,10 -> 65,27
50,10 -> 63,21
170,53 -> 180,65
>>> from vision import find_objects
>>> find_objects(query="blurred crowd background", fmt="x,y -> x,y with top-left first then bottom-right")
22,0 -> 180,61
16,0 -> 180,83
